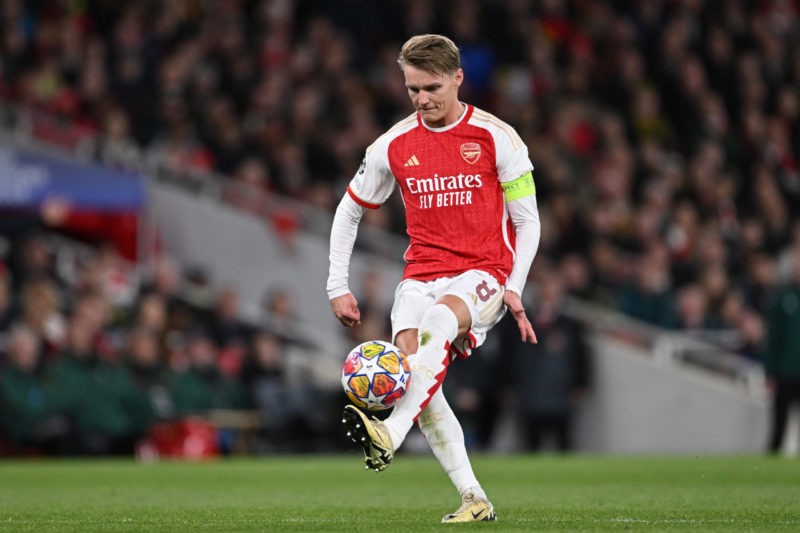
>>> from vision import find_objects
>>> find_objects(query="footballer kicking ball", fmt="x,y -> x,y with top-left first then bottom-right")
341,340 -> 411,411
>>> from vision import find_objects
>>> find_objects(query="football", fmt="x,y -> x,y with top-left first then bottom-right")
341,340 -> 411,411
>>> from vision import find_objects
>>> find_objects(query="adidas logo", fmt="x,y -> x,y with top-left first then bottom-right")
404,155 -> 420,167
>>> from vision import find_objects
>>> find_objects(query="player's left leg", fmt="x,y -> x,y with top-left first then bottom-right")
417,388 -> 496,523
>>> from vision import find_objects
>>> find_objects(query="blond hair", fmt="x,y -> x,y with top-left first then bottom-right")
397,34 -> 461,75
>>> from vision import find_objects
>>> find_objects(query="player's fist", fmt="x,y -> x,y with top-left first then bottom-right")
330,293 -> 361,327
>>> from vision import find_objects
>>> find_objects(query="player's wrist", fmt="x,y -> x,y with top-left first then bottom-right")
504,286 -> 523,299
327,286 -> 351,300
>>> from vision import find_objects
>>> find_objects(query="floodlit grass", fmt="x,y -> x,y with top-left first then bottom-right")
0,454 -> 798,531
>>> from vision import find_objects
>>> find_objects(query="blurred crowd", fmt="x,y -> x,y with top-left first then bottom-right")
0,229 -> 341,456
1,0 -> 800,455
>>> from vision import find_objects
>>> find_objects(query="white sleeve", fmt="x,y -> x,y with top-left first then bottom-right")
348,140 -> 396,206
505,194 -> 540,297
485,113 -> 539,295
492,121 -> 533,184
327,194 -> 366,299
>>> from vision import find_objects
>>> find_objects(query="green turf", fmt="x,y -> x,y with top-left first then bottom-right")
0,453 -> 798,531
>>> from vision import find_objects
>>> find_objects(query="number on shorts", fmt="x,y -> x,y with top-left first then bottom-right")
476,280 -> 497,302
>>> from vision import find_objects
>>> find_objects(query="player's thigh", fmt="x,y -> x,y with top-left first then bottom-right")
440,270 -> 506,333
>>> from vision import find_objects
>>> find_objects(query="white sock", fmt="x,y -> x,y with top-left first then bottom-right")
418,388 -> 487,501
384,304 -> 458,449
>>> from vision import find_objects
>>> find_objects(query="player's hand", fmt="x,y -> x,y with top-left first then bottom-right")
504,290 -> 537,344
330,293 -> 361,327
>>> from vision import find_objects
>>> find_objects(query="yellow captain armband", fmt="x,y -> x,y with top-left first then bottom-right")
501,171 -> 536,202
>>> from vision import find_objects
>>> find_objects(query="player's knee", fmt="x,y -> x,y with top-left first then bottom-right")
419,304 -> 459,343
394,328 -> 419,355
437,294 -> 472,333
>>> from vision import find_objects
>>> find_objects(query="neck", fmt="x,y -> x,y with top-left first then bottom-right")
424,102 -> 466,129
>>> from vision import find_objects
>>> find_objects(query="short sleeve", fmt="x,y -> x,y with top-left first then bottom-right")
493,123 -> 534,184
347,137 -> 396,209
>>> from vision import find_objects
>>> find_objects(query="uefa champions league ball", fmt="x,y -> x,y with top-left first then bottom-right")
341,340 -> 411,411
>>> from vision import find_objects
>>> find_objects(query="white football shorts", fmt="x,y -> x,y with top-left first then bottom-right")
390,270 -> 506,358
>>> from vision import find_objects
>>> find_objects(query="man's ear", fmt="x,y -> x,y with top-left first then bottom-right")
454,68 -> 464,87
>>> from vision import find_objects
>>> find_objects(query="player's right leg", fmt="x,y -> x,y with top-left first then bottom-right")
417,388 -> 496,523
383,271 -> 503,448
382,302 -> 460,447
340,280 -> 432,470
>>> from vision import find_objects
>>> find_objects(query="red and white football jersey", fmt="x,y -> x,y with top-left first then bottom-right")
346,104 -> 533,285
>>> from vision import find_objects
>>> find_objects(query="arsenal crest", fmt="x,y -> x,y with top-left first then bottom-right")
460,142 -> 481,164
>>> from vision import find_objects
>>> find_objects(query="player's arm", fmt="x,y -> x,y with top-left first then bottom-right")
328,193 -> 366,327
489,117 -> 540,299
503,170 -> 541,344
503,170 -> 540,296
327,140 -> 396,328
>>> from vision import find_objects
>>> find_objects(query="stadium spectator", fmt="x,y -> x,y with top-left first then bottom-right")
206,286 -> 252,379
122,325 -> 176,434
240,329 -> 326,452
6,231 -> 59,290
504,268 -> 590,453
742,251 -> 778,316
736,309 -> 766,362
169,325 -> 247,455
674,284 -> 712,331
261,286 -> 312,348
221,157 -> 274,218
698,264 -> 733,329
616,243 -> 677,328
558,252 -> 593,300
776,222 -> 800,282
241,330 -> 288,450
16,276 -> 67,355
169,327 -> 245,415
0,267 -> 14,333
137,256 -> 204,359
203,287 -> 247,347
67,289 -> 115,356
0,324 -> 71,455
76,106 -> 142,171
132,291 -> 168,344
764,247 -> 800,454
47,314 -> 142,455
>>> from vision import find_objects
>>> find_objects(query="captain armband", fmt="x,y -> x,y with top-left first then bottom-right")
501,171 -> 536,202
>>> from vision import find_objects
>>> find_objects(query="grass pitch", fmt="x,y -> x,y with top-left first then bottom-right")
0,453 -> 798,531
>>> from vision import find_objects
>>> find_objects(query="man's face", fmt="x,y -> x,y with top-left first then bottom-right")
403,65 -> 463,128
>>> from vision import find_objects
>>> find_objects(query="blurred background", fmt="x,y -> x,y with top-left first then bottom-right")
0,0 -> 798,459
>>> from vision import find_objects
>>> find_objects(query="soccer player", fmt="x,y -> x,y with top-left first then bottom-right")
327,34 -> 540,523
